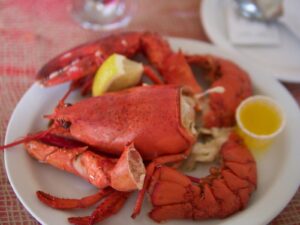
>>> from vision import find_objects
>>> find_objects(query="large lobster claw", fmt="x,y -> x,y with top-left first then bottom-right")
36,32 -> 143,87
25,140 -> 146,192
37,41 -> 107,86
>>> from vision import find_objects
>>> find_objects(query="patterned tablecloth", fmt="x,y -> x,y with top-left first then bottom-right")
0,0 -> 299,224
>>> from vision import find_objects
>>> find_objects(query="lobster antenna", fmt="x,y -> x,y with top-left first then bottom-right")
0,129 -> 50,151
194,86 -> 225,100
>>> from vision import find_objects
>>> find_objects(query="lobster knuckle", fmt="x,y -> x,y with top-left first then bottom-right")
110,144 -> 145,192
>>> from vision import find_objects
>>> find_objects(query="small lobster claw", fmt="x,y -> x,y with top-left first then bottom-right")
37,41 -> 107,86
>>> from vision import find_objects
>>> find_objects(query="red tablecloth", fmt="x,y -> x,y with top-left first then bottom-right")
0,0 -> 299,224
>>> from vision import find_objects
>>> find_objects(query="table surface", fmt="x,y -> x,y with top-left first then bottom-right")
0,0 -> 299,224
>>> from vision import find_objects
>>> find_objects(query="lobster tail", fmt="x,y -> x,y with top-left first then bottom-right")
148,132 -> 257,222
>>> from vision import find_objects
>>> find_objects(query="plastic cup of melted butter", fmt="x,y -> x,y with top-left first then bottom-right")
236,95 -> 286,152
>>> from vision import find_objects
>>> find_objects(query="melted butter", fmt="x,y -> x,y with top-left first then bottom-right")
239,100 -> 282,135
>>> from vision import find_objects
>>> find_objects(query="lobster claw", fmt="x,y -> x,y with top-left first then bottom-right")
37,41 -> 107,86
36,32 -> 143,87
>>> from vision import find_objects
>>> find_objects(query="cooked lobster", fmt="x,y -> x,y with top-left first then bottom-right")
1,31 -> 256,225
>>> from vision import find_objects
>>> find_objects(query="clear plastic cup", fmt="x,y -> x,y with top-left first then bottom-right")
236,95 -> 285,151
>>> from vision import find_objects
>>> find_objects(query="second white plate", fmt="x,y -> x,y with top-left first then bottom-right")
201,0 -> 300,83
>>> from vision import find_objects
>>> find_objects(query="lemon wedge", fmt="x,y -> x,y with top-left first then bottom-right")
92,54 -> 143,96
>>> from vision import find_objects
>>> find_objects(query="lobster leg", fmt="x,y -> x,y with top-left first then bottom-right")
68,191 -> 131,225
143,65 -> 164,84
36,188 -> 114,209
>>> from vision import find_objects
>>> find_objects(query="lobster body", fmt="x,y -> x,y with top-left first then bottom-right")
51,85 -> 196,160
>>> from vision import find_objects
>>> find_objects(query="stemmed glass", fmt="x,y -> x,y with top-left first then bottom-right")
71,0 -> 136,31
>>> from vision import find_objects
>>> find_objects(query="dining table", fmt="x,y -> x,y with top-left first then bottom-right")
0,0 -> 299,224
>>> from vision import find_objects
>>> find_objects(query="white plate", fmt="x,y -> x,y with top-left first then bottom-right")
201,0 -> 300,83
4,38 -> 300,225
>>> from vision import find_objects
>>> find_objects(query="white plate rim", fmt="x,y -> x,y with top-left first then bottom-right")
201,0 -> 300,83
4,37 -> 300,225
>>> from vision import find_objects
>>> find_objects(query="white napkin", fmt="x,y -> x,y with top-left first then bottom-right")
226,0 -> 280,45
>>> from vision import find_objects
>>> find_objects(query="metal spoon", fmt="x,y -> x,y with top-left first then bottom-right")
234,0 -> 282,21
